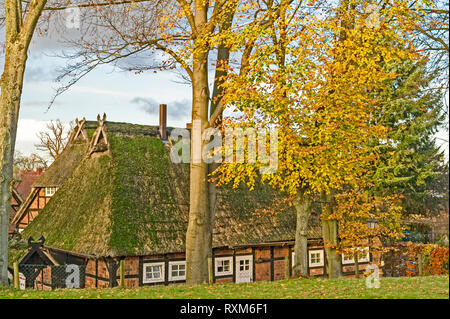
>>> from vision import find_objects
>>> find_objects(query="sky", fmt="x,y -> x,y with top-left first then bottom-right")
6,32 -> 195,161
1,15 -> 449,163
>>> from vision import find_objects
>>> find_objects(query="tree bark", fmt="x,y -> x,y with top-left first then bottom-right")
321,192 -> 342,279
292,190 -> 312,277
354,252 -> 359,278
185,53 -> 211,285
205,7 -> 235,284
185,1 -> 211,284
322,219 -> 342,278
0,0 -> 47,286
0,61 -> 23,286
0,45 -> 26,287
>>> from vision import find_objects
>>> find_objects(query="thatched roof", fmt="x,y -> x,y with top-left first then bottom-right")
32,140 -> 88,188
23,120 -> 321,257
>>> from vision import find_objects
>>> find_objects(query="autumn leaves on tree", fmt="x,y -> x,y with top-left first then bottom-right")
213,0 -> 444,277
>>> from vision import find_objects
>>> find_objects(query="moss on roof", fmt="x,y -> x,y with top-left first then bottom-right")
33,140 -> 88,188
23,121 -> 320,257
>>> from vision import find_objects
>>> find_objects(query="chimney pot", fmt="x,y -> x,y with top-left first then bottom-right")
159,104 -> 167,140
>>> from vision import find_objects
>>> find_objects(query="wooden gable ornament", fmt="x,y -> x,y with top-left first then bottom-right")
68,117 -> 88,144
89,113 -> 110,156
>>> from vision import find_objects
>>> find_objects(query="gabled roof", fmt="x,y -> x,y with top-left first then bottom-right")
11,122 -> 90,226
22,118 -> 321,257
14,170 -> 43,199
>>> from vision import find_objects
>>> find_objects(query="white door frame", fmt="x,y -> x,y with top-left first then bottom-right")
235,255 -> 253,283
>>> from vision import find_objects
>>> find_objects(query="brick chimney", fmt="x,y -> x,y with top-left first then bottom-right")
159,104 -> 167,140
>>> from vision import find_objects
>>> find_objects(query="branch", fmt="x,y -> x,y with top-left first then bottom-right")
153,42 -> 193,80
21,0 -> 155,11
19,0 -> 47,49
176,0 -> 197,36
415,23 -> 449,52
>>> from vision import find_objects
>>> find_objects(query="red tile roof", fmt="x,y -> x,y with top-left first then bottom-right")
14,169 -> 43,199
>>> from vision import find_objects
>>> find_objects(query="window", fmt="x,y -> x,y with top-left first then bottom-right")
169,261 -> 186,281
309,250 -> 324,267
143,262 -> 165,284
342,247 -> 370,264
342,253 -> 354,265
215,257 -> 233,276
45,187 -> 58,197
357,247 -> 370,263
238,258 -> 250,271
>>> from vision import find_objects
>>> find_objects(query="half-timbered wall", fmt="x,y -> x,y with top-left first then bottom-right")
48,242 -> 373,289
16,188 -> 53,231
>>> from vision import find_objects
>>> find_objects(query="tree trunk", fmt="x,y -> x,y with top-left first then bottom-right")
0,50 -> 26,286
354,252 -> 359,278
205,6 -> 235,284
0,0 -> 47,286
292,190 -> 312,277
185,33 -> 211,284
322,218 -> 342,278
321,192 -> 342,279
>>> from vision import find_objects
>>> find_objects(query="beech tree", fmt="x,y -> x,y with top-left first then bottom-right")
213,0 -> 424,278
0,0 -> 47,286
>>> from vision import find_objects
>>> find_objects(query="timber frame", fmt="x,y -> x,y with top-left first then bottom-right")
11,187 -> 50,231
88,113 -> 110,156
68,117 -> 88,144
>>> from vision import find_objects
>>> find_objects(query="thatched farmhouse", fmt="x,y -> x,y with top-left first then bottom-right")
12,107 -> 370,288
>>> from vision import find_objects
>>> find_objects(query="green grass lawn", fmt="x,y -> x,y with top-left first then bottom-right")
0,275 -> 448,299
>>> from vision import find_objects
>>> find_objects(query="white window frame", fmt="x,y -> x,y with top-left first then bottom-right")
236,256 -> 251,272
357,247 -> 370,263
143,262 -> 165,284
342,247 -> 370,264
308,250 -> 324,267
168,261 -> 186,281
45,187 -> 58,197
215,256 -> 233,276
